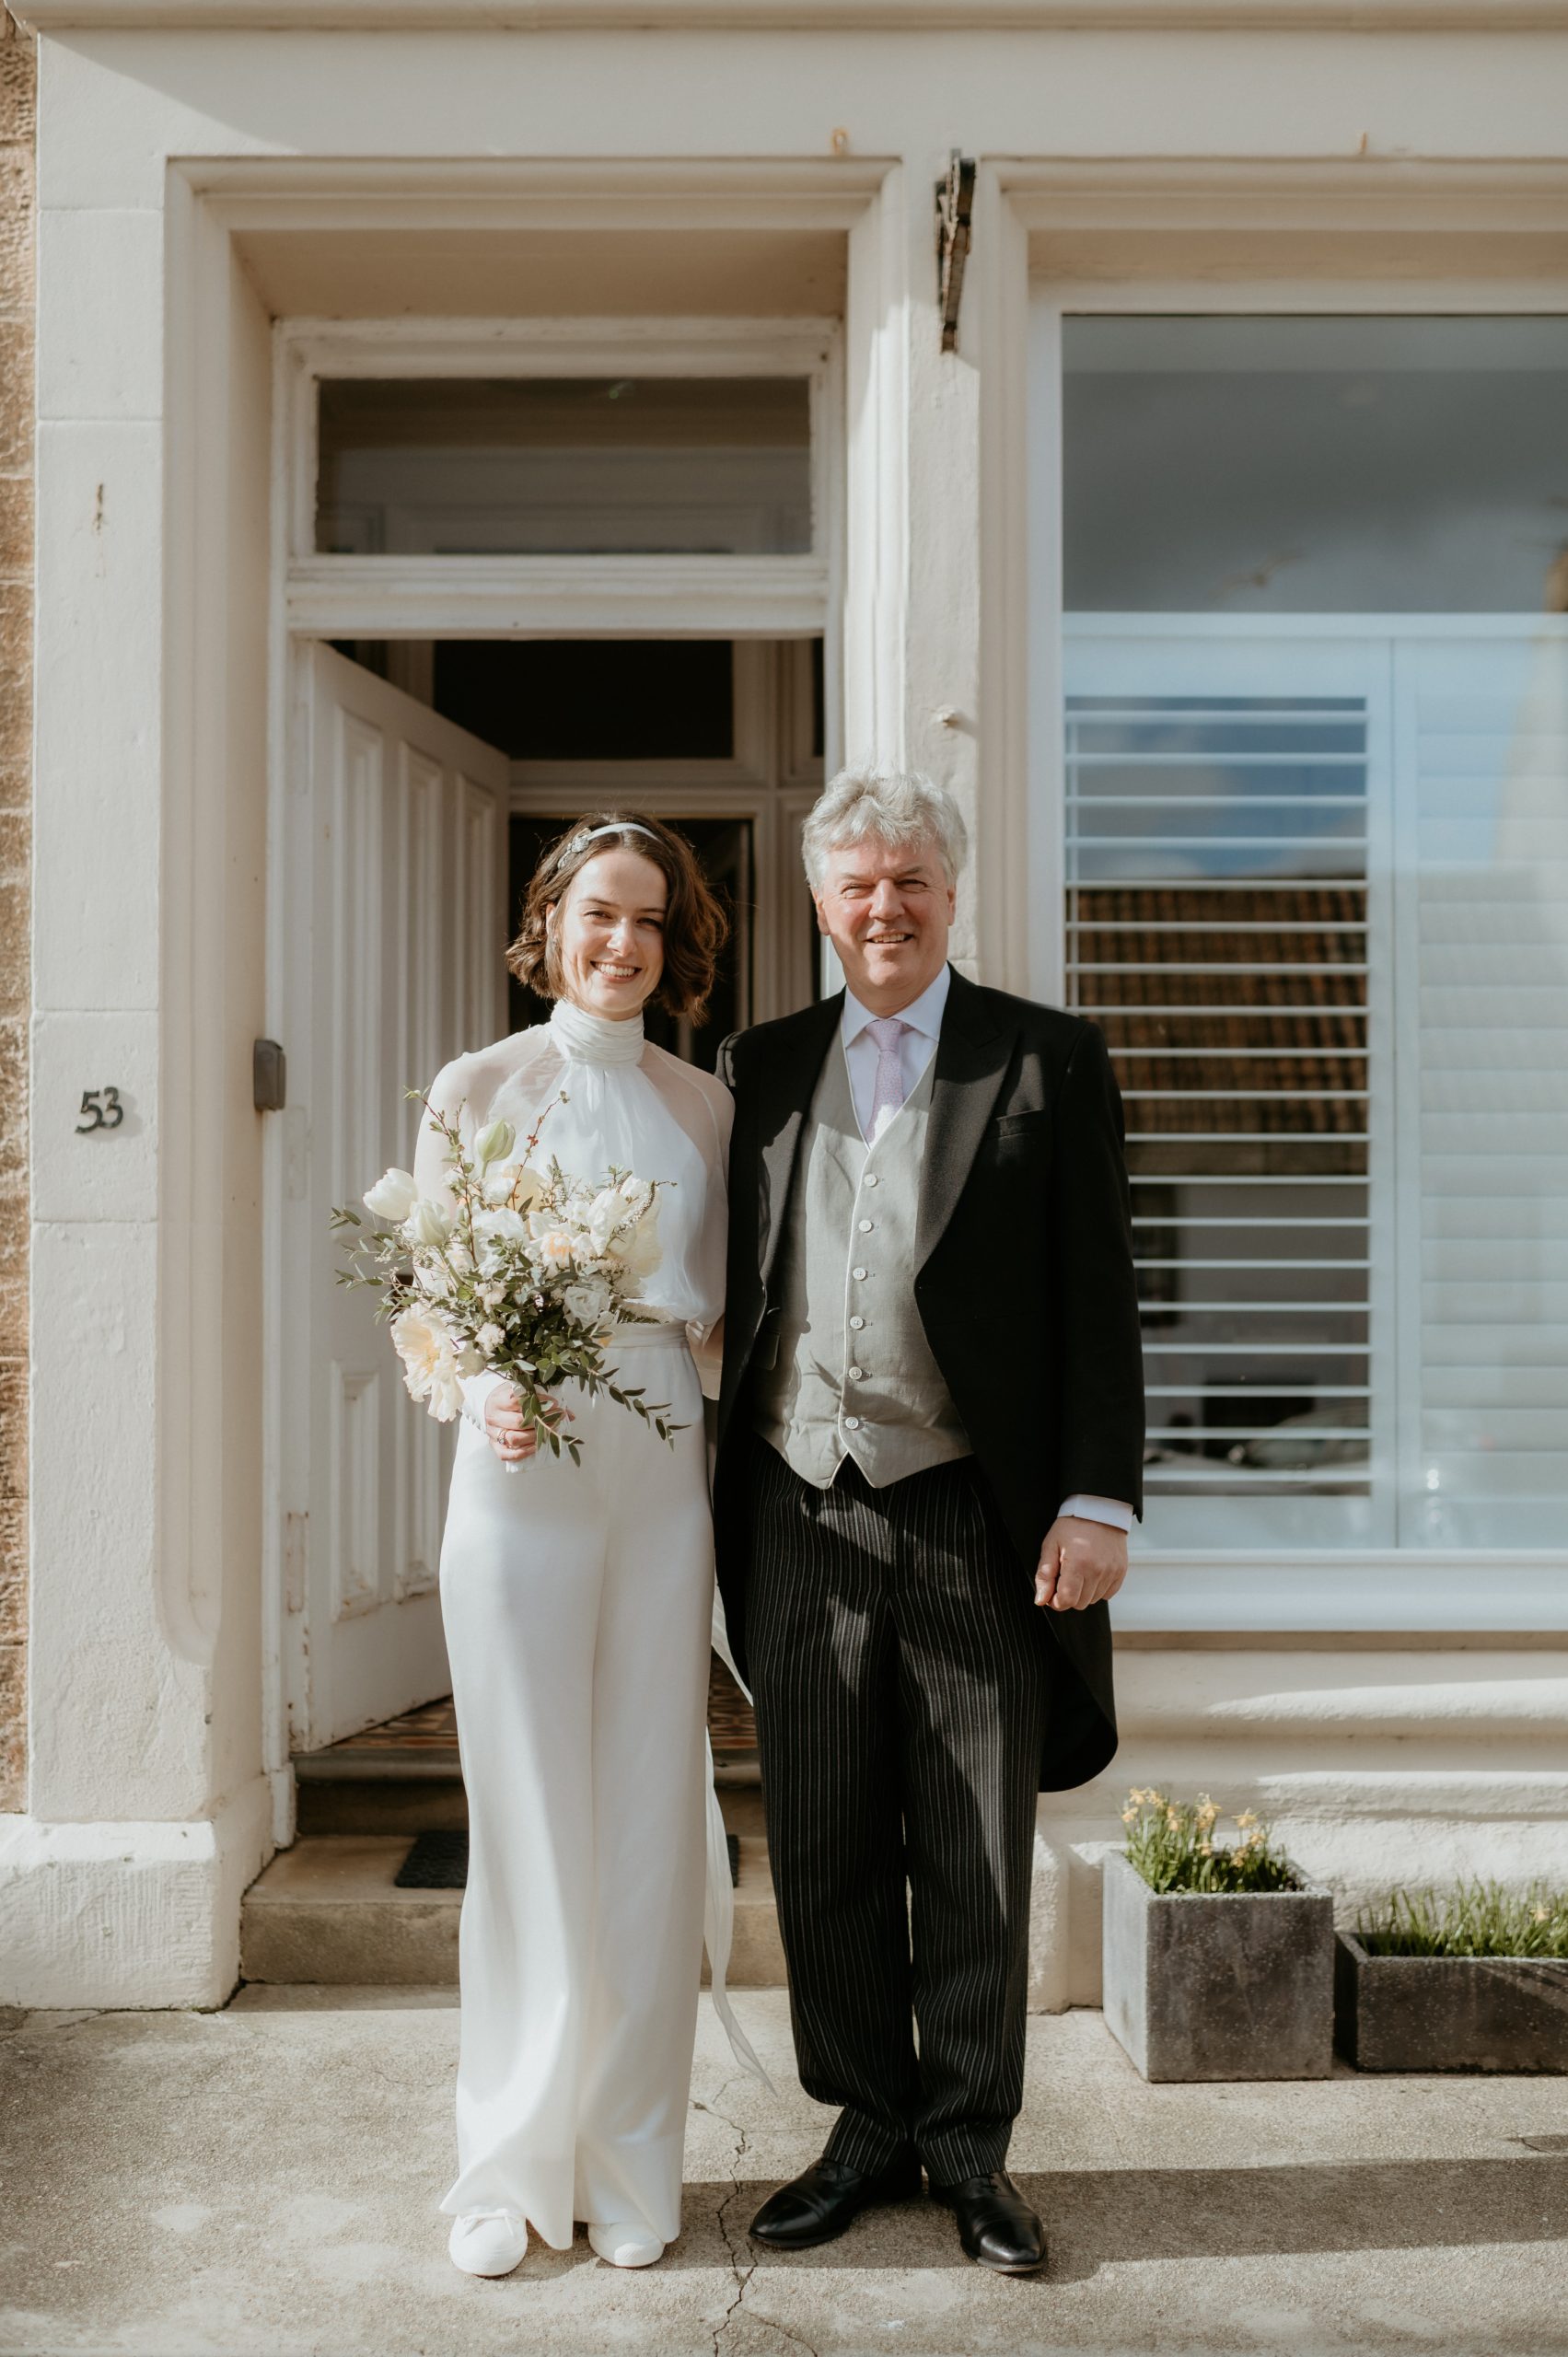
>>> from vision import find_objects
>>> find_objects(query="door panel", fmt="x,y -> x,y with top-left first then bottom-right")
298,644 -> 507,1748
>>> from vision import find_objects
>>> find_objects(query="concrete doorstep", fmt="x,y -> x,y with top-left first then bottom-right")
240,1789 -> 786,1990
1,1995 -> 1565,2357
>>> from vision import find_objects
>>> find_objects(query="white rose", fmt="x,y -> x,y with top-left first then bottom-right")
562,1278 -> 612,1329
364,1167 -> 419,1223
405,1199 -> 452,1248
390,1305 -> 463,1422
532,1226 -> 577,1270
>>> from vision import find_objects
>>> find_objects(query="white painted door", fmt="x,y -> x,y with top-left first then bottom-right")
290,645 -> 507,1749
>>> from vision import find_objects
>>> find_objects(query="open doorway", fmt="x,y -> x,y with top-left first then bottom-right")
331,634 -> 825,1060
285,633 -> 823,1771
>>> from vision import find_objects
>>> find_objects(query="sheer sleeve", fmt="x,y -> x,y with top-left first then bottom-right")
411,1054 -> 506,1436
408,1026 -> 734,1428
412,1058 -> 470,1213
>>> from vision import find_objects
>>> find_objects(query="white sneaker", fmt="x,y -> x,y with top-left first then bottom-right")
587,2219 -> 666,2268
448,2211 -> 528,2277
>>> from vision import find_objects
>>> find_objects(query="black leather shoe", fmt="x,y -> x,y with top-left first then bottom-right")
749,2150 -> 923,2250
930,2170 -> 1047,2274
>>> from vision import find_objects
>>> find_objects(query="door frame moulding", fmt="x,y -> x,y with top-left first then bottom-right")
24,0 -> 1568,27
243,165 -> 865,1819
279,315 -> 845,642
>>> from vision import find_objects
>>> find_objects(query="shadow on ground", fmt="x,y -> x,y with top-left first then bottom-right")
645,2156 -> 1568,2282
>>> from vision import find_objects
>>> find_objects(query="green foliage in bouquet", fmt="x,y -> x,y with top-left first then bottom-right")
331,1087 -> 684,1463
1121,1787 -> 1300,1896
1356,1879 -> 1568,1959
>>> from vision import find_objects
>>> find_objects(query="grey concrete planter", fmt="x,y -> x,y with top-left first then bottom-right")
1101,1848 -> 1334,2082
1335,1931 -> 1568,2073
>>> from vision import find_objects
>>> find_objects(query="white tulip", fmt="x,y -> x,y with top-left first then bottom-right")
364,1167 -> 419,1223
474,1118 -> 516,1167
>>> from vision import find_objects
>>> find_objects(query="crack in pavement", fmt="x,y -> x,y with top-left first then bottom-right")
698,2081 -> 820,2357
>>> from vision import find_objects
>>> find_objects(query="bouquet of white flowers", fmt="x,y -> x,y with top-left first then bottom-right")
331,1090 -> 683,1465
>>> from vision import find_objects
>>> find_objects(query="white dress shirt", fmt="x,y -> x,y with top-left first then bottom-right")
841,966 -> 1133,1538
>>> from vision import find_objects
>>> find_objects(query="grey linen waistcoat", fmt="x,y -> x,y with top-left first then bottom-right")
751,1034 -> 971,1487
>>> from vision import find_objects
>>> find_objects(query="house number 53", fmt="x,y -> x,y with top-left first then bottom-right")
76,1087 -> 125,1132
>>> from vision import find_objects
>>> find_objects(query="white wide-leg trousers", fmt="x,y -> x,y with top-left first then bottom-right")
436,1332 -> 711,2248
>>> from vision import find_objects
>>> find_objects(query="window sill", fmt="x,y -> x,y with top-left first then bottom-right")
1117,1553 -> 1568,1634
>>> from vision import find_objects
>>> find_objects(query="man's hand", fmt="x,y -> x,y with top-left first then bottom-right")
1034,1515 -> 1128,1611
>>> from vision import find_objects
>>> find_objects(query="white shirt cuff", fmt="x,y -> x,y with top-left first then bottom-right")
460,1370 -> 506,1435
1058,1493 -> 1133,1533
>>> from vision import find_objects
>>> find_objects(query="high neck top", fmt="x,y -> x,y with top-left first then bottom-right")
549,997 -> 647,1070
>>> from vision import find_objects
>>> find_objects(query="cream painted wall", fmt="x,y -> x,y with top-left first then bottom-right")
2,15 -> 1565,2006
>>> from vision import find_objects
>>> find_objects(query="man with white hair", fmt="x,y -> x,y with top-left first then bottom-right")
714,767 -> 1144,2276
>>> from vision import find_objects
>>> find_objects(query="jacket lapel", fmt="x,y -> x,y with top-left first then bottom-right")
757,993 -> 842,1295
916,969 -> 1015,1268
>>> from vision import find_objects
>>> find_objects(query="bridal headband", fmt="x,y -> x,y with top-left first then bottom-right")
556,820 -> 661,866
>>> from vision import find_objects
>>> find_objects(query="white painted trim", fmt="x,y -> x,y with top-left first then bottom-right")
21,0 -> 1568,27
1005,157 -> 1568,226
187,157 -> 889,219
0,1775 -> 273,2010
1118,1557 -> 1568,1632
975,170 -> 1033,997
285,560 -> 831,642
842,166 -> 908,771
1062,612 -> 1568,640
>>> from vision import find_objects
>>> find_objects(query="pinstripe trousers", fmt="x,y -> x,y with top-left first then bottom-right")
744,1439 -> 1049,2187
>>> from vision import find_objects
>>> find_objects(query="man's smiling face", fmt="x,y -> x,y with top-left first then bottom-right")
812,835 -> 955,1016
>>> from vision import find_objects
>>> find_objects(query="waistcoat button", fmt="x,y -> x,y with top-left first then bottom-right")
849,1314 -> 865,1329
852,1265 -> 867,1282
843,1415 -> 862,1431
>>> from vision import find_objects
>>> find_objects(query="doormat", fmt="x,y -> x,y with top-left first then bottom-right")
389,1829 -> 736,1886
392,1830 -> 741,1889
395,1830 -> 468,1888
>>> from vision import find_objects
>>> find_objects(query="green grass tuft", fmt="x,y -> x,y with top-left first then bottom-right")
1121,1788 -> 1299,1896
1356,1879 -> 1568,1959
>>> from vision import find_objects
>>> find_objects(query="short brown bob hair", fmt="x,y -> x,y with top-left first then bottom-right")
507,814 -> 728,1025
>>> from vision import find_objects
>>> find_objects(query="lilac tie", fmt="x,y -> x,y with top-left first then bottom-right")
866,1016 -> 911,1136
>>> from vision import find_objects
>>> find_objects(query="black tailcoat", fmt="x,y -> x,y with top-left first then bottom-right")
714,968 -> 1145,1793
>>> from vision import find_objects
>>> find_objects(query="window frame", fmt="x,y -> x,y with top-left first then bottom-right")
1026,268 -> 1568,1631
278,316 -> 843,642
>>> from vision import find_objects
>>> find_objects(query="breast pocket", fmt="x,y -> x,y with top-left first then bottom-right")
991,1109 -> 1049,1142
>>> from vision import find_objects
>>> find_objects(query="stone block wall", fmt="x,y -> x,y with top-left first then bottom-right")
0,8 -> 30,1812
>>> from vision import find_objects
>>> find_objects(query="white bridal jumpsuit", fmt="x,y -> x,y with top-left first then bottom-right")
412,997 -> 749,2250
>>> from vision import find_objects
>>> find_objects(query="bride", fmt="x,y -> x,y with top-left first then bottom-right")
411,814 -> 752,2278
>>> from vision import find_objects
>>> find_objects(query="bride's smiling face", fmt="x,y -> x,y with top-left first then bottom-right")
550,847 -> 668,1021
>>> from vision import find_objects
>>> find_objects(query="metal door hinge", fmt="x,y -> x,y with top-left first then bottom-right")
253,1038 -> 287,1112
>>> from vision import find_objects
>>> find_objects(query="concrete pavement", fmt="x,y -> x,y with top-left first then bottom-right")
1,1991 -> 1564,2356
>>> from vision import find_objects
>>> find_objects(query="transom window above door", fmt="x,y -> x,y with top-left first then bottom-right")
282,321 -> 841,642
317,376 -> 813,557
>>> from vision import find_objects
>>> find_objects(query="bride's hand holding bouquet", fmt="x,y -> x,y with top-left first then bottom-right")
332,1089 -> 683,1470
